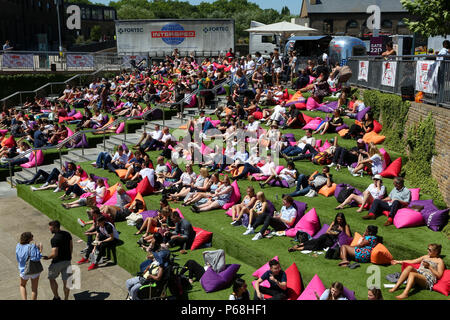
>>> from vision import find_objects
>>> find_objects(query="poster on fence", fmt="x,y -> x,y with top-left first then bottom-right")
122,55 -> 147,68
66,54 -> 94,68
358,60 -> 369,81
2,54 -> 34,68
415,60 -> 440,94
381,61 -> 397,87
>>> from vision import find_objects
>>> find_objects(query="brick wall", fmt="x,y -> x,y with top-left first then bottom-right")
405,102 -> 450,206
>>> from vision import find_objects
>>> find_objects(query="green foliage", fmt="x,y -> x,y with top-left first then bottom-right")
404,113 -> 445,207
109,0 -> 293,43
400,0 -> 450,37
363,90 -> 410,152
89,25 -> 102,42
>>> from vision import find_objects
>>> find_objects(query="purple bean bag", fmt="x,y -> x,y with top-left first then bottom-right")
335,124 -> 349,132
74,134 -> 88,148
356,106 -> 371,121
200,264 -> 241,293
343,287 -> 357,300
284,133 -> 296,143
316,101 -> 339,113
268,179 -> 290,188
422,208 -> 449,232
334,183 -> 362,199
312,224 -> 330,239
140,210 -> 159,220
338,232 -> 353,246
121,143 -> 129,154
67,109 -> 77,117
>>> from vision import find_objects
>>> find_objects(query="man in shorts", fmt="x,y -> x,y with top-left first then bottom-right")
43,220 -> 73,300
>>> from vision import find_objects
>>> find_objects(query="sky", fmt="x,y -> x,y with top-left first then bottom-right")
94,0 -> 303,14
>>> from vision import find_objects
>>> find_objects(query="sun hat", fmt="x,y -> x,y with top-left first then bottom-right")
372,174 -> 383,181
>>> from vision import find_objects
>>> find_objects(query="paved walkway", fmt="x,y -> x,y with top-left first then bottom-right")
0,182 -> 131,300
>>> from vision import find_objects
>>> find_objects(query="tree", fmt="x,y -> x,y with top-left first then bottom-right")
281,6 -> 290,16
400,0 -> 450,37
90,25 -> 102,42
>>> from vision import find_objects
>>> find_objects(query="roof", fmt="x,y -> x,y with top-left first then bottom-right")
288,35 -> 330,41
305,0 -> 407,14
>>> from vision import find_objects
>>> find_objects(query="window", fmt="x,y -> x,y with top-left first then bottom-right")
91,8 -> 103,20
104,9 -> 115,20
323,19 -> 333,34
346,20 -> 358,29
382,20 -> 393,28
261,35 -> 274,43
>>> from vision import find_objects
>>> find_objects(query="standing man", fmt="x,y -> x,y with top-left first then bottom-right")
3,40 -> 13,51
43,220 -> 73,300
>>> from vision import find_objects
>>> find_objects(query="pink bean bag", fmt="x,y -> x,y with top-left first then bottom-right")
116,122 -> 125,134
285,208 -> 321,238
409,188 -> 420,201
306,97 -> 321,111
222,180 -> 241,210
393,208 -> 425,229
297,274 -> 325,300
302,118 -> 323,130
73,111 -> 83,120
319,139 -> 331,152
20,150 -> 44,168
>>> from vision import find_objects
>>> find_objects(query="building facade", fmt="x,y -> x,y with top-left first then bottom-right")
300,0 -> 413,39
0,0 -> 116,51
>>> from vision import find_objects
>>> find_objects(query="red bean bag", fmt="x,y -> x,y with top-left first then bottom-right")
295,102 -> 306,110
302,114 -> 314,124
136,176 -> 154,196
190,227 -> 213,250
373,120 -> 382,133
1,136 -> 16,148
253,111 -> 263,120
433,270 -> 450,296
286,262 -> 303,300
379,148 -> 391,170
380,157 -> 402,178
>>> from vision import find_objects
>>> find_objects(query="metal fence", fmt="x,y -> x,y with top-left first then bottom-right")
0,51 -> 123,72
347,55 -> 450,109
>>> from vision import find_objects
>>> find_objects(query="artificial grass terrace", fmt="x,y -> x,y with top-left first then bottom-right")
17,148 -> 449,300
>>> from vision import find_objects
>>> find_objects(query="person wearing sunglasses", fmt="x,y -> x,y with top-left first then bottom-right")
389,244 -> 444,299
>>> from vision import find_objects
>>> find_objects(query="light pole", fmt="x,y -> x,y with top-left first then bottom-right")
55,0 -> 63,57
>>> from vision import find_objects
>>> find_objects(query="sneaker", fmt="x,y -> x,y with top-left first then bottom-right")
30,186 -> 38,191
243,227 -> 255,235
305,189 -> 317,198
88,263 -> 98,271
91,162 -> 97,167
77,257 -> 89,264
347,166 -> 353,172
352,172 -> 361,177
77,218 -> 86,227
42,182 -> 49,188
53,187 -> 60,193
328,162 -> 336,168
252,233 -> 263,241
362,214 -> 376,220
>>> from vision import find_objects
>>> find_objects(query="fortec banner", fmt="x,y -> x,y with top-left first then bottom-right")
115,20 -> 234,54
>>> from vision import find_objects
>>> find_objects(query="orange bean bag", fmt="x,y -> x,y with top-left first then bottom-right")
350,232 -> 363,247
338,129 -> 349,137
363,131 -> 386,145
115,169 -> 128,179
103,183 -> 119,204
230,165 -> 246,177
318,183 -> 337,197
131,192 -> 146,213
370,243 -> 393,265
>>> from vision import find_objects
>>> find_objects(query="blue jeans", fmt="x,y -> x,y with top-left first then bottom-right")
202,121 -> 216,133
96,152 -> 112,170
126,277 -> 142,300
288,174 -> 313,197
0,157 -> 29,168
282,145 -> 303,157
234,163 -> 261,180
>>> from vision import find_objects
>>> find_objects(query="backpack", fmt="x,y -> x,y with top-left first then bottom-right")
338,66 -> 352,83
337,187 -> 355,203
312,152 -> 332,165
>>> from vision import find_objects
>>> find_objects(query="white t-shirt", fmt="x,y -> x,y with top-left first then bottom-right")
161,133 -> 173,143
151,130 -> 163,140
139,168 -> 155,187
155,164 -> 168,175
297,136 -> 316,150
279,205 -> 297,227
279,168 -> 297,187
370,154 -> 383,175
80,179 -> 96,192
180,172 -> 196,185
247,121 -> 260,132
260,161 -> 276,176
95,186 -> 106,204
245,60 -> 255,74
365,183 -> 386,200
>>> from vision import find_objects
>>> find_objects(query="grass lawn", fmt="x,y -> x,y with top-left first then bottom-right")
16,102 -> 450,300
